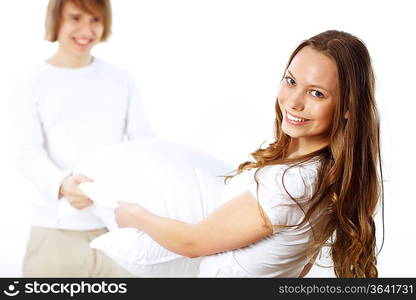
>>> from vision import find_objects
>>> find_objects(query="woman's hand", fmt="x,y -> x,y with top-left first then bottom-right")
115,201 -> 148,229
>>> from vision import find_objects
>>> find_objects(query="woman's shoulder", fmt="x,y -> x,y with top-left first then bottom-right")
260,156 -> 322,180
256,157 -> 323,200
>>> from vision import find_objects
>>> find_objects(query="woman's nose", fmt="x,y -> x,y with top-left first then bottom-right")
287,91 -> 305,111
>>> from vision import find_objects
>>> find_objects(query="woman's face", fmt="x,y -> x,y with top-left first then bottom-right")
277,46 -> 339,149
57,1 -> 104,58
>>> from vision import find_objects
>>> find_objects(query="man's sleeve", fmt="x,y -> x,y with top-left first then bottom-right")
10,80 -> 71,205
125,73 -> 157,140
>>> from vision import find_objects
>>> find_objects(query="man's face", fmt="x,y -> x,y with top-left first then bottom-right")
56,1 -> 104,58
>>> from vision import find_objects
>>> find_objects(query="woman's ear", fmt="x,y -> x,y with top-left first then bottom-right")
344,110 -> 349,119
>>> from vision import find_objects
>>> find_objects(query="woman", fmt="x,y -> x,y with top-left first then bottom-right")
13,0 -> 155,277
115,30 -> 383,278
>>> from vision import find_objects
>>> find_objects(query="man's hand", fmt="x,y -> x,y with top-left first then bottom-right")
59,174 -> 94,210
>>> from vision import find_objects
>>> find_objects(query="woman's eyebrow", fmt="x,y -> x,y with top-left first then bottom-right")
287,69 -> 330,93
286,69 -> 296,80
309,84 -> 330,93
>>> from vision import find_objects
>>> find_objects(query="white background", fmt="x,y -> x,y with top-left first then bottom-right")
0,0 -> 415,277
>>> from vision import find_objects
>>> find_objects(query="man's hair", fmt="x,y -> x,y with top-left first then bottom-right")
44,0 -> 112,42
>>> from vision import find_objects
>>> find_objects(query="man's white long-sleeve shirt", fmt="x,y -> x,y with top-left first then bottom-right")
11,58 -> 156,230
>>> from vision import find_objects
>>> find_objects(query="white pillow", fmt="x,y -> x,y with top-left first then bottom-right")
73,138 -> 231,277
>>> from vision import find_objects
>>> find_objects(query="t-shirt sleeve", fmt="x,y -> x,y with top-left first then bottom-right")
248,165 -> 317,234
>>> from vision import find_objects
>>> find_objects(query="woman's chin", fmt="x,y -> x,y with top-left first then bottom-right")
281,127 -> 303,139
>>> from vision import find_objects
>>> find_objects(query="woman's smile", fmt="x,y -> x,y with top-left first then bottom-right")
284,110 -> 311,126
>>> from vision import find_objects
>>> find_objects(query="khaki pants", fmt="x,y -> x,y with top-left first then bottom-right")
22,226 -> 135,277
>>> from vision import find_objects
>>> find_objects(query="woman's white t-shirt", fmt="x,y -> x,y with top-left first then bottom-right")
198,158 -> 327,277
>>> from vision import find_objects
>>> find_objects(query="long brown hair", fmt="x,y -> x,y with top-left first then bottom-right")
228,30 -> 384,277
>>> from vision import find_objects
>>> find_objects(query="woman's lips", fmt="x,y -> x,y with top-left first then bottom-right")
285,111 -> 311,126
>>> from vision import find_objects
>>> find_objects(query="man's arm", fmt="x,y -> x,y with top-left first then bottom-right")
11,81 -> 91,208
125,73 -> 157,140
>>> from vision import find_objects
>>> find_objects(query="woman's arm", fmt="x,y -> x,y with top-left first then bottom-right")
115,191 -> 273,258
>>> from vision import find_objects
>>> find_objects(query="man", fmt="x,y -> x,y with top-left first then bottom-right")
12,0 -> 155,277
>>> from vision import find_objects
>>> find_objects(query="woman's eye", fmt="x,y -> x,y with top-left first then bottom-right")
284,77 -> 296,86
92,17 -> 101,23
311,90 -> 324,98
71,16 -> 80,21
